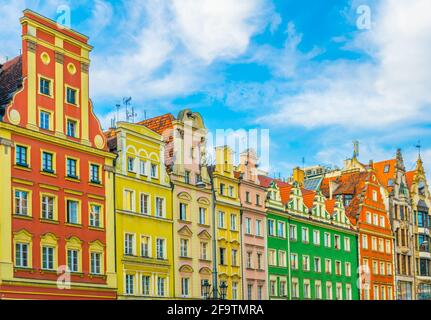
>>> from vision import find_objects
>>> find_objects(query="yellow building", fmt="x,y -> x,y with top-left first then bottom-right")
212,146 -> 242,300
106,122 -> 173,299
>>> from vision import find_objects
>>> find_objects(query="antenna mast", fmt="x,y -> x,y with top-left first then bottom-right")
123,97 -> 136,123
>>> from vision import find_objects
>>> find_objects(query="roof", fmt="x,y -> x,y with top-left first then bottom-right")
406,170 -> 416,189
325,199 -> 336,214
279,185 -> 292,204
0,56 -> 22,108
138,113 -> 175,135
258,175 -> 290,188
304,176 -> 323,191
373,159 -> 397,191
302,189 -> 316,209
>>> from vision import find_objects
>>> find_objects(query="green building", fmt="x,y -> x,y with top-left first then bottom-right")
262,177 -> 360,300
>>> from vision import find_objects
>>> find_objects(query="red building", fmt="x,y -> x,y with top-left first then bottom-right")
0,10 -> 116,299
321,167 -> 395,300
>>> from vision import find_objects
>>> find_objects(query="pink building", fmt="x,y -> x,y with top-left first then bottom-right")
237,150 -> 268,300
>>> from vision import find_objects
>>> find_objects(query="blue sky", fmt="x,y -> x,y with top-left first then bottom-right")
1,0 -> 431,178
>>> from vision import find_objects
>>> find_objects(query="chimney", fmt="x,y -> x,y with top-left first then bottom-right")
293,167 -> 305,187
329,180 -> 338,200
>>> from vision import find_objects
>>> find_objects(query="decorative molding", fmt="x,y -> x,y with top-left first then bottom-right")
55,51 -> 64,64
81,62 -> 89,74
26,40 -> 37,53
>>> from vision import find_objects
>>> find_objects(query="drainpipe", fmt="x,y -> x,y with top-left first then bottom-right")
287,215 -> 292,301
112,153 -> 119,274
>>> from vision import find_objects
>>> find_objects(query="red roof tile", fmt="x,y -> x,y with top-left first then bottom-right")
279,185 -> 292,204
405,170 -> 416,189
302,189 -> 316,209
258,175 -> 290,188
373,159 -> 397,190
325,199 -> 336,214
138,113 -> 175,135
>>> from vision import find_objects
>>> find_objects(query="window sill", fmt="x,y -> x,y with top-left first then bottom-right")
41,170 -> 56,177
14,267 -> 35,272
39,92 -> 54,99
40,269 -> 57,274
14,164 -> 31,172
65,176 -> 80,183
40,218 -> 59,224
179,256 -> 192,260
178,219 -> 192,224
88,273 -> 106,280
89,182 -> 103,188
13,214 -> 32,221
89,226 -> 104,231
197,223 -> 210,228
65,222 -> 82,228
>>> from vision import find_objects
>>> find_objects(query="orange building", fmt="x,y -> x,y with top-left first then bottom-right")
321,167 -> 395,300
0,10 -> 116,299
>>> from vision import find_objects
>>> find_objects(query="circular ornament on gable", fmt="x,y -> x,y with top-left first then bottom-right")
67,63 -> 77,75
9,109 -> 21,125
40,52 -> 50,65
94,134 -> 105,149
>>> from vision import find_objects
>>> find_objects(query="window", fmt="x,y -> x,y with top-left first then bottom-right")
245,191 -> 250,203
228,186 -> 234,197
40,77 -> 50,95
247,284 -> 253,300
291,278 -> 299,298
373,213 -> 379,225
379,216 -> 385,227
125,274 -> 134,295
127,157 -> 135,172
40,110 -> 51,130
313,230 -> 320,245
385,240 -> 391,254
141,236 -> 150,257
155,197 -> 164,218
66,119 -> 77,138
387,263 -> 392,275
180,239 -> 189,257
372,261 -> 378,274
314,257 -> 321,272
325,259 -> 332,274
371,237 -> 377,251
15,190 -> 29,216
257,253 -> 263,270
270,280 -> 276,296
280,280 -> 286,297
290,224 -> 297,241
372,190 -> 378,202
384,164 -> 390,173
219,248 -> 226,265
15,243 -> 29,268
258,285 -> 263,300
380,262 -> 385,275
268,219 -> 275,236
42,151 -> 54,173
41,195 -> 54,220
184,171 -> 190,184
124,190 -> 134,211
179,203 -> 187,221
245,217 -> 252,234
335,261 -> 341,275
256,194 -> 260,205
362,234 -> 368,249
142,276 -> 150,296
324,232 -> 331,247
277,221 -> 285,238
199,207 -> 206,225
67,249 -> 79,272
279,251 -> 286,267
246,252 -> 253,269
303,255 -> 310,271
90,252 -> 101,274
304,280 -> 311,299
66,200 -> 79,224
90,164 -> 100,184
151,164 -> 158,178
336,283 -> 343,300
200,242 -> 208,260
220,183 -> 225,195
90,204 -> 101,227
42,246 -> 54,270
15,145 -> 28,167
326,282 -> 333,300
157,277 -> 165,296
373,285 -> 379,300
302,227 -> 309,243
66,158 -> 78,178
366,212 -> 372,224
315,281 -> 322,299
66,87 -> 77,105
332,235 -> 340,250
345,262 -> 351,277
290,253 -> 298,270
232,282 -> 238,300
231,249 -> 238,266
140,194 -> 149,215
388,286 -> 393,300
344,237 -> 351,252
256,220 -> 262,236
156,239 -> 165,259
140,160 -> 147,175
230,214 -> 237,231
125,234 -> 135,256
218,211 -> 225,228
269,249 -> 276,266
378,238 -> 384,252
181,278 -> 190,297
346,284 -> 352,300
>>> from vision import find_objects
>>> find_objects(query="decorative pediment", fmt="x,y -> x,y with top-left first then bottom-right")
177,191 -> 192,202
178,225 -> 193,237
198,230 -> 211,240
199,267 -> 212,275
179,264 -> 194,273
197,197 -> 210,206
13,229 -> 33,242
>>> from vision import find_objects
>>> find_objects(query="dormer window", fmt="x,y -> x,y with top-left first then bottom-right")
384,165 -> 390,173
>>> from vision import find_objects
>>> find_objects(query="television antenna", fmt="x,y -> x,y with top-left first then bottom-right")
123,97 -> 136,123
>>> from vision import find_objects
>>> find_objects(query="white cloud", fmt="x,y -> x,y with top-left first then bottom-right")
259,0 -> 431,129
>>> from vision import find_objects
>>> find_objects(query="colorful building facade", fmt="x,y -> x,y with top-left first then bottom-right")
106,122 -> 173,299
407,157 -> 431,299
212,146 -> 242,300
141,110 -> 214,299
237,150 -> 268,300
0,10 -> 116,299
373,150 -> 415,299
